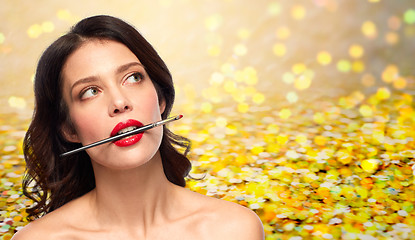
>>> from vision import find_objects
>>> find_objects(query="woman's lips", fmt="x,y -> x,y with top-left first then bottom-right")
110,119 -> 144,147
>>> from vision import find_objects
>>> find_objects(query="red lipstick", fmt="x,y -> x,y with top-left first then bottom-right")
110,119 -> 144,147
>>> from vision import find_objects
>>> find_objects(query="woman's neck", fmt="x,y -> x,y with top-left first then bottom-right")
88,152 -> 179,231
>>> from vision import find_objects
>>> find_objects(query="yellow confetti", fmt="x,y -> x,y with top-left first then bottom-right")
361,21 -> 377,39
279,108 -> 292,119
207,45 -> 221,56
0,32 -> 5,44
215,117 -> 228,127
352,60 -> 365,73
252,93 -> 265,104
393,77 -> 407,89
349,44 -> 364,58
286,91 -> 298,103
237,28 -> 251,39
57,9 -> 72,21
313,112 -> 325,124
337,60 -> 352,73
294,76 -> 312,90
292,63 -> 307,74
233,43 -> 247,56
385,32 -> 399,45
292,5 -> 306,20
376,87 -> 391,100
381,64 -> 399,83
27,24 -> 42,38
272,43 -> 286,57
317,51 -> 332,65
8,96 -> 27,109
361,159 -> 379,172
201,102 -> 213,113
205,14 -> 222,31
243,67 -> 258,85
41,21 -> 55,33
237,103 -> 249,113
359,104 -> 373,117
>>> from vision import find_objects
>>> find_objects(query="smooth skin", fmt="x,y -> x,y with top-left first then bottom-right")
12,40 -> 264,240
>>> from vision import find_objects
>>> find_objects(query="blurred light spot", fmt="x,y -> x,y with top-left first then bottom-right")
385,32 -> 399,45
317,51 -> 332,65
349,44 -> 364,58
0,33 -> 5,44
57,9 -> 72,21
243,67 -> 258,85
221,63 -> 235,74
361,73 -> 376,87
359,104 -> 373,117
232,92 -> 246,103
393,77 -> 407,89
368,0 -> 380,2
268,2 -> 281,16
291,5 -> 306,20
388,16 -> 401,30
41,21 -> 55,33
292,63 -> 306,74
376,87 -> 391,100
283,72 -> 295,84
27,24 -> 42,38
207,45 -> 221,56
276,26 -> 290,39
272,43 -> 286,57
381,64 -> 399,83
361,159 -> 379,173
403,9 -> 415,24
313,112 -> 325,124
237,28 -> 251,39
205,14 -> 222,31
224,80 -> 237,93
361,21 -> 377,39
352,60 -> 365,73
336,60 -> 352,73
201,102 -> 213,113
216,117 -> 228,127
8,96 -> 26,109
279,108 -> 292,119
209,72 -> 224,86
295,76 -> 312,90
233,43 -> 247,56
252,93 -> 265,104
286,91 -> 298,103
237,103 -> 249,113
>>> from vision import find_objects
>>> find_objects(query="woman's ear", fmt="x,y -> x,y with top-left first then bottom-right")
159,99 -> 166,115
60,122 -> 80,143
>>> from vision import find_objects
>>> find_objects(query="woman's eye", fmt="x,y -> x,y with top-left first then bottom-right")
80,87 -> 100,99
124,72 -> 143,84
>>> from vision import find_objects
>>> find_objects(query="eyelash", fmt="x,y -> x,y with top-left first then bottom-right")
78,72 -> 144,100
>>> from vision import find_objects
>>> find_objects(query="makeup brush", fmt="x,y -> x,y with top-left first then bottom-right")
60,115 -> 183,157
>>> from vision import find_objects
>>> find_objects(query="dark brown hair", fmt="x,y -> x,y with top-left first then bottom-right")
23,15 -> 191,219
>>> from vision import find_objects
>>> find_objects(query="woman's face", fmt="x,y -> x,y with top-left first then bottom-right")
61,39 -> 165,170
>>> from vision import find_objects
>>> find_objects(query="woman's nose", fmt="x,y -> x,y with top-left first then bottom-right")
108,89 -> 133,116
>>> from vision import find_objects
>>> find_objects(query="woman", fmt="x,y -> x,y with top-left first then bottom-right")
13,15 -> 264,239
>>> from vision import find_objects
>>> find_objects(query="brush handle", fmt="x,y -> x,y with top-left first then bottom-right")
60,115 -> 182,157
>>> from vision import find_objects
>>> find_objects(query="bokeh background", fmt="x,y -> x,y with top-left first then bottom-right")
1,0 -> 415,239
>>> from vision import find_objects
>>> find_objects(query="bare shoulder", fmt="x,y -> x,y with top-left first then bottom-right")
181,188 -> 264,240
12,194 -> 89,240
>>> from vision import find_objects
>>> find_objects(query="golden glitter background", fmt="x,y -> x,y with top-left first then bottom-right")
1,0 -> 415,239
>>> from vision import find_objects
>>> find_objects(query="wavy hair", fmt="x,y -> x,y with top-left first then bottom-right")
23,15 -> 191,219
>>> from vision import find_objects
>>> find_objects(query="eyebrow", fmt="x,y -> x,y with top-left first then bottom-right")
69,62 -> 144,97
